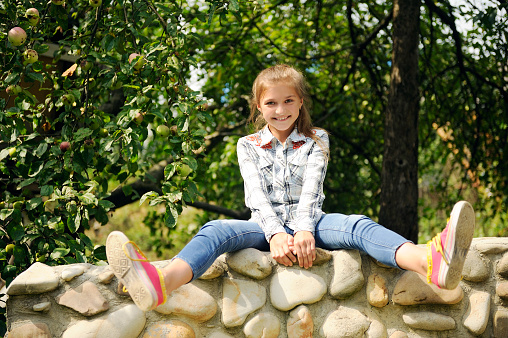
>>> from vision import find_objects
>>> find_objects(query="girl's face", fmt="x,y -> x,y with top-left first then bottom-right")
258,84 -> 303,143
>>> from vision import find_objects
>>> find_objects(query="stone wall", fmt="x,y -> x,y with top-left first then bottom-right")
5,237 -> 508,337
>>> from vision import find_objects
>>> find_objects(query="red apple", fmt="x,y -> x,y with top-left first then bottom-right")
26,8 -> 40,26
128,53 -> 145,70
8,27 -> 27,46
60,141 -> 70,152
6,85 -> 22,95
23,49 -> 38,64
134,111 -> 144,124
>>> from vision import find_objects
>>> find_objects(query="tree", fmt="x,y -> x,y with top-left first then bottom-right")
379,0 -> 420,242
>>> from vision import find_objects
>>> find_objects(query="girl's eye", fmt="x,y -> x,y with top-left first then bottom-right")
285,99 -> 294,103
266,102 -> 274,105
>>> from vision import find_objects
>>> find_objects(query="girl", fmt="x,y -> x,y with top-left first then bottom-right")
106,64 -> 475,312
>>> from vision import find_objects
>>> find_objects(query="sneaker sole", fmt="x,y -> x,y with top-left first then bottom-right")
439,201 -> 475,289
106,231 -> 156,311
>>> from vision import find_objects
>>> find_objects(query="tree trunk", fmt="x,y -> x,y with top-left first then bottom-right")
379,0 -> 420,243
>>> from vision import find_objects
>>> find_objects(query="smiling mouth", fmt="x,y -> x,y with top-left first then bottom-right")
274,116 -> 290,121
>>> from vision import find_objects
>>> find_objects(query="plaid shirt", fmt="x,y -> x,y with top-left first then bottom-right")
237,126 -> 329,242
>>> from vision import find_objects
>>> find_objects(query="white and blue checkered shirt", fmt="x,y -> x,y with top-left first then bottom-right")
237,126 -> 329,242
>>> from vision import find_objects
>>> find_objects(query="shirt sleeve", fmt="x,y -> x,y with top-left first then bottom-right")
290,131 -> 329,235
237,138 -> 286,242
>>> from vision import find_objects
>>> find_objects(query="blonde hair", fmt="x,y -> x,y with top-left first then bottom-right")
249,64 -> 328,150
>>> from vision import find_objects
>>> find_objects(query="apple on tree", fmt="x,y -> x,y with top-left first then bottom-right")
128,53 -> 146,70
156,125 -> 170,137
6,85 -> 22,96
134,111 -> 144,124
60,141 -> 71,152
51,0 -> 64,5
23,49 -> 38,64
90,0 -> 102,7
80,59 -> 93,72
8,27 -> 27,46
62,93 -> 75,105
26,8 -> 40,26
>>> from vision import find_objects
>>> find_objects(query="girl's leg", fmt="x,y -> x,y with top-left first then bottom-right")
315,201 -> 475,290
106,219 -> 269,311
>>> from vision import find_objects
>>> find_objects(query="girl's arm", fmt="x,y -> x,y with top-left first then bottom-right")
291,131 -> 329,235
237,137 -> 286,242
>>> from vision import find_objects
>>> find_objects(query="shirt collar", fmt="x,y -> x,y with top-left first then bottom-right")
260,126 -> 307,146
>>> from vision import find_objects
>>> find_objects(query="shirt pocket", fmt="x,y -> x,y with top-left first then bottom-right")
288,152 -> 308,187
258,156 -> 274,194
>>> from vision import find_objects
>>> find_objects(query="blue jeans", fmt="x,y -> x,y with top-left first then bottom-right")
175,213 -> 410,281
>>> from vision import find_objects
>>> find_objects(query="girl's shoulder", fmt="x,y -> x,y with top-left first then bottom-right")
311,128 -> 328,138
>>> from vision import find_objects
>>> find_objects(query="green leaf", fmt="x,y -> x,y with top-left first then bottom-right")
40,185 -> 54,196
140,191 -> 159,206
7,223 -> 25,242
26,197 -> 43,211
51,248 -> 70,260
36,143 -> 48,157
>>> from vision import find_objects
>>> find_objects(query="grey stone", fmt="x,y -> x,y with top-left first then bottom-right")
494,309 -> 508,338
155,283 -> 217,322
329,250 -> 364,299
142,320 -> 195,337
474,237 -> 508,254
7,322 -> 51,338
402,312 -> 455,331
226,248 -> 272,280
392,271 -> 463,305
497,252 -> 508,277
199,256 -> 226,280
389,331 -> 408,338
366,273 -> 388,308
243,312 -> 280,338
463,291 -> 491,335
33,301 -> 51,312
98,268 -> 115,284
320,306 -> 370,338
313,248 -> 332,265
61,265 -> 86,281
6,262 -> 59,295
270,268 -> 326,311
62,304 -> 145,338
287,305 -> 313,338
497,281 -> 508,300
462,250 -> 490,282
222,277 -> 266,328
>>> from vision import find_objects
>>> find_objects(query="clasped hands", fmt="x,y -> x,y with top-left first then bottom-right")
269,231 -> 316,269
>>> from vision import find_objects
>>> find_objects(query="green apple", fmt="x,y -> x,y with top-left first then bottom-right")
99,128 -> 109,137
128,53 -> 145,70
62,93 -> 75,105
156,125 -> 170,137
178,164 -> 193,177
8,147 -> 17,157
13,201 -> 23,209
8,27 -> 27,46
5,244 -> 15,254
23,49 -> 38,64
51,0 -> 64,5
90,0 -> 102,7
80,59 -> 93,72
26,8 -> 40,26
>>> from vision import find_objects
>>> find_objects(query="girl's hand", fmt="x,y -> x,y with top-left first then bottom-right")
293,231 -> 316,269
270,233 -> 297,267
